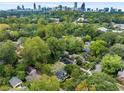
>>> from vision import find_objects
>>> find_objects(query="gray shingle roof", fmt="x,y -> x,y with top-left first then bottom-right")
9,77 -> 22,88
56,70 -> 67,80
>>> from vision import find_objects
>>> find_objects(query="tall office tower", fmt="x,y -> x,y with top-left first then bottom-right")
104,8 -> 109,12
96,8 -> 99,12
34,3 -> 36,10
17,5 -> 21,10
58,5 -> 62,11
81,2 -> 86,11
22,5 -> 24,10
38,5 -> 41,10
74,2 -> 77,10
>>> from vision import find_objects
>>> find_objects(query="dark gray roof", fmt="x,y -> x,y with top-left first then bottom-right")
0,60 -> 5,65
56,70 -> 67,80
83,42 -> 91,53
9,77 -> 22,87
60,58 -> 75,64
26,66 -> 36,73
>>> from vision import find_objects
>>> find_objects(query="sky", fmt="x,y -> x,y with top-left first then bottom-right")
0,2 -> 124,11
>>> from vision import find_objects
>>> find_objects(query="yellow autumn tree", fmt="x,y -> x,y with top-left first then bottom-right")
0,24 -> 10,31
75,80 -> 88,91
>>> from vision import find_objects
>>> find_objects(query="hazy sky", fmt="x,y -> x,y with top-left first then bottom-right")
0,2 -> 124,10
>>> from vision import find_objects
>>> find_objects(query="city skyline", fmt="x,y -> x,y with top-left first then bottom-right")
0,2 -> 124,11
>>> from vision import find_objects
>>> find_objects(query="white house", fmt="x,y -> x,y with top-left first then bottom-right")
98,27 -> 108,32
9,77 -> 22,88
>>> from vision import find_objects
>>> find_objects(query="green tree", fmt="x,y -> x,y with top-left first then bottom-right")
45,24 -> 65,38
22,36 -> 50,64
36,25 -> 46,38
47,37 -> 66,60
110,43 -> 124,59
9,31 -> 19,41
0,30 -> 9,41
64,36 -> 84,54
116,35 -> 124,44
101,54 -> 123,75
64,64 -> 78,75
87,72 -> 118,91
30,74 -> 60,91
97,32 -> 117,46
16,71 -> 26,80
83,35 -> 91,42
3,64 -> 14,77
0,85 -> 10,91
90,40 -> 107,56
35,63 -> 52,75
0,40 -> 17,64
61,79 -> 75,91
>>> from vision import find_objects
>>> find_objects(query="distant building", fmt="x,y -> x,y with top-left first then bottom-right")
33,3 -> 36,10
58,5 -> 63,11
17,6 -> 21,10
99,9 -> 104,12
38,5 -> 41,10
110,7 -> 117,13
96,8 -> 99,12
74,2 -> 78,10
81,2 -> 86,11
104,7 -> 109,12
118,9 -> 122,12
87,8 -> 91,12
22,5 -> 24,10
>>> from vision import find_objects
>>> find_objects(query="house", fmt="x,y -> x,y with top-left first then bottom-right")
83,42 -> 91,53
85,42 -> 91,46
0,60 -> 5,65
26,66 -> 37,75
55,70 -> 67,81
117,70 -> 124,85
76,17 -> 87,23
113,24 -> 124,30
49,18 -> 60,23
17,37 -> 24,45
26,66 -> 41,82
95,64 -> 102,72
25,74 -> 41,82
112,30 -> 123,33
98,27 -> 108,32
60,57 -> 76,64
9,77 -> 22,88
